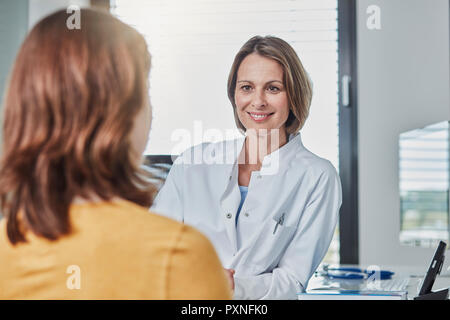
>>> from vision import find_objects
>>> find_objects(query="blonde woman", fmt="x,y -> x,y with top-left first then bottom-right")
0,9 -> 231,300
152,36 -> 342,299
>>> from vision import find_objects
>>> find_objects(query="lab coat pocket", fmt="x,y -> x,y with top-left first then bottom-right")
244,214 -> 297,274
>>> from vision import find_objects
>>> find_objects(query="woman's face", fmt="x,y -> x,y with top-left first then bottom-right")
234,53 -> 290,136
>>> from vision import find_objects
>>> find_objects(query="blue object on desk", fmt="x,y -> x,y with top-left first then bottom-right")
319,267 -> 395,280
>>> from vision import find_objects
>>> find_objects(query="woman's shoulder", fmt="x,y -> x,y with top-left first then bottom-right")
78,200 -> 215,240
105,201 -> 220,263
69,199 -> 222,261
70,199 -> 186,237
291,147 -> 338,178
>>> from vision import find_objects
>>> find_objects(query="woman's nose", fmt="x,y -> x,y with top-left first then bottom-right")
251,90 -> 267,108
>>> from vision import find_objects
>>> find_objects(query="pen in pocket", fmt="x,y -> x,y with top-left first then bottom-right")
273,213 -> 285,235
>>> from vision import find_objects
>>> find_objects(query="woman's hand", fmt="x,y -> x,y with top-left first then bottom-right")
224,268 -> 235,291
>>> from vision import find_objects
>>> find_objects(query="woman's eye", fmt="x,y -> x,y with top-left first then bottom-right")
241,85 -> 252,91
268,86 -> 280,92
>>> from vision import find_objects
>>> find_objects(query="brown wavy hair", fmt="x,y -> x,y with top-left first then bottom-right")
227,36 -> 313,134
0,9 -> 156,244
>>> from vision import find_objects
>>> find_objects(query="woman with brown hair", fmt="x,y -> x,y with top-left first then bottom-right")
0,8 -> 231,299
152,36 -> 342,299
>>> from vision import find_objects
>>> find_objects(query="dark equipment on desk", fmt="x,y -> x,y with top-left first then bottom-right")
414,241 -> 449,300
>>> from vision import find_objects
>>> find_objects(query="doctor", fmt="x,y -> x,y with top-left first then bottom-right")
151,36 -> 342,300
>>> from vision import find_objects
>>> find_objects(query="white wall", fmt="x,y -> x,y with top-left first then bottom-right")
357,0 -> 450,272
28,0 -> 89,30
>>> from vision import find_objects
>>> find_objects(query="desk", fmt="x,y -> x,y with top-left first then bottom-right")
306,264 -> 450,300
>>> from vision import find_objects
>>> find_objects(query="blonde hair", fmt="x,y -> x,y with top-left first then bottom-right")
227,36 -> 313,134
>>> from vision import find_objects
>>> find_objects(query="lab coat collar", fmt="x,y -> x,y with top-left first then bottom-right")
259,132 -> 303,175
215,132 -> 304,176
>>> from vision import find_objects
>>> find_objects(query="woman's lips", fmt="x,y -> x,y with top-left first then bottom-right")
247,112 -> 274,122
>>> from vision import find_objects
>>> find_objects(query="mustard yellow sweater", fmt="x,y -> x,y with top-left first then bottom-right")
0,199 -> 231,299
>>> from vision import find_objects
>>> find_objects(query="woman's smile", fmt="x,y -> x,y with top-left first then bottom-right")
247,111 -> 275,122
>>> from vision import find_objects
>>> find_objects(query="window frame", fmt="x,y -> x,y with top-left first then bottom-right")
338,0 -> 359,264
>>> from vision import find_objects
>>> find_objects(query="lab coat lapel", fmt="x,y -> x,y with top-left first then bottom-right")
259,132 -> 301,175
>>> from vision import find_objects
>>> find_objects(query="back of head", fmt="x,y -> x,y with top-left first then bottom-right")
0,8 -> 155,244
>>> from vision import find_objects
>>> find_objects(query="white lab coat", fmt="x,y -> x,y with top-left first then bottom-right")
151,133 -> 342,300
